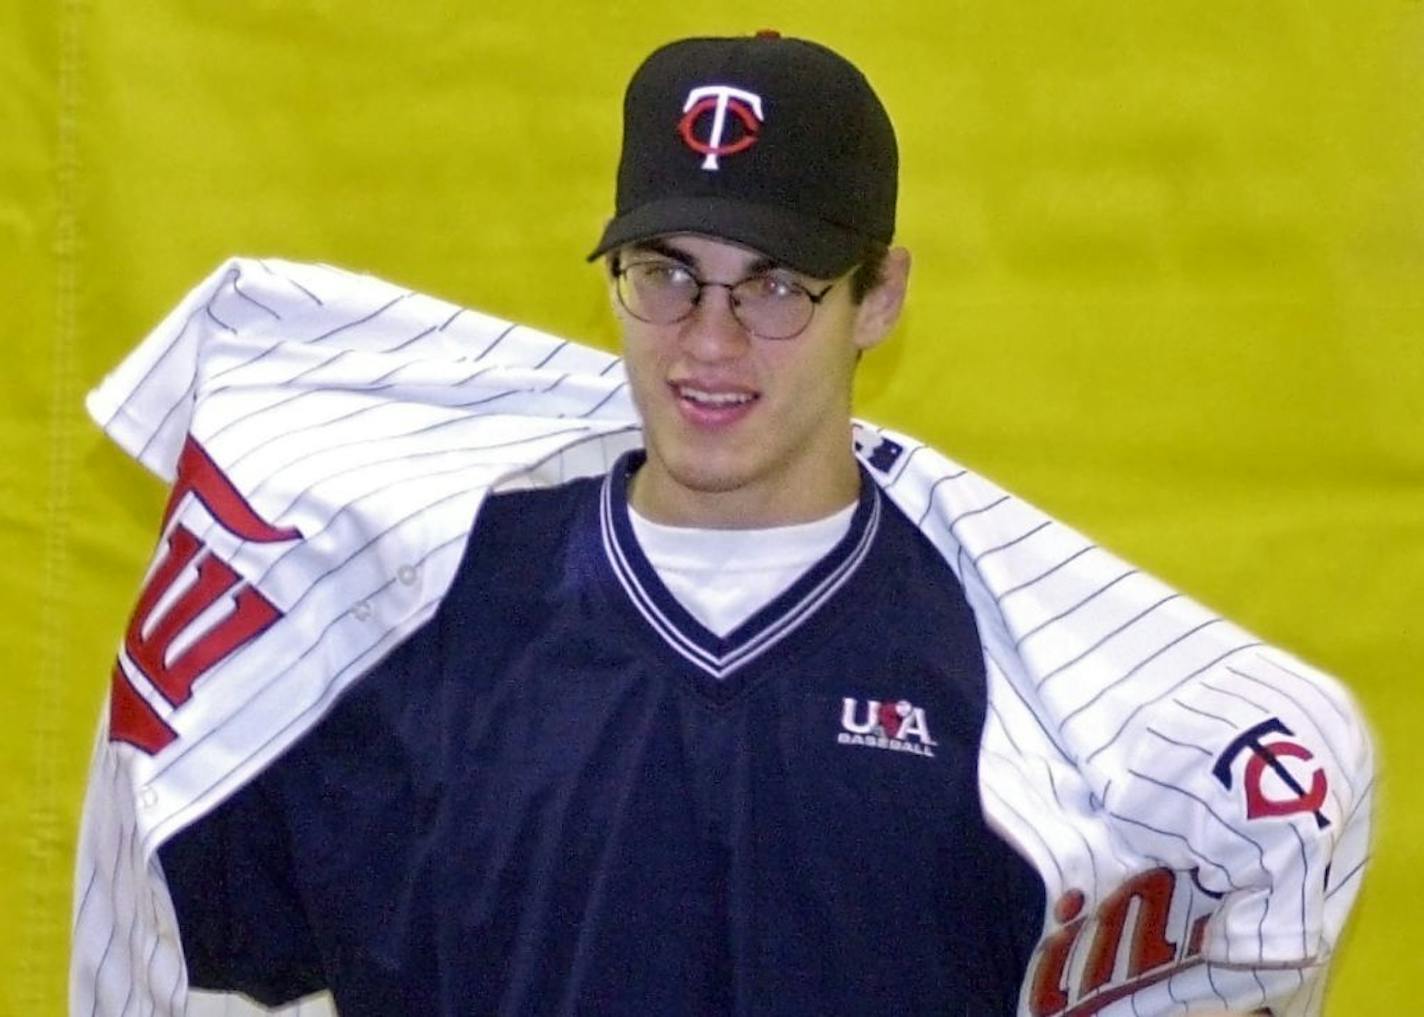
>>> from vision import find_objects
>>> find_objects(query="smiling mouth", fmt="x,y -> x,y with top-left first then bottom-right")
672,383 -> 759,408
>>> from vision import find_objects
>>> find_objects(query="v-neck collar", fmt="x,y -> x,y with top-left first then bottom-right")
599,451 -> 881,683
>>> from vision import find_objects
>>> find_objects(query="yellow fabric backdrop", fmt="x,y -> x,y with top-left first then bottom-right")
4,2 -> 1419,1013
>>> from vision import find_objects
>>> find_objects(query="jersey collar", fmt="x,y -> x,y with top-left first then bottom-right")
599,451 -> 881,681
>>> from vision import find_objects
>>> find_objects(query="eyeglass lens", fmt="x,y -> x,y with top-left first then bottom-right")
617,262 -> 815,340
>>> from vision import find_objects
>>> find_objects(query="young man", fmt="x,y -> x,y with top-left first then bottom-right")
73,33 -> 1370,1017
586,33 -> 909,531
155,35 -> 1045,1015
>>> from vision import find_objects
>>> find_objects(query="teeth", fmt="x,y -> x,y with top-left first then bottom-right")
678,386 -> 754,407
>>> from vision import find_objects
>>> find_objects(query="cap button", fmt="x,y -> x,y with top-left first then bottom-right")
755,29 -> 781,38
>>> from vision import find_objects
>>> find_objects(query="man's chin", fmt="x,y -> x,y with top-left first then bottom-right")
663,460 -> 760,497
639,445 -> 772,506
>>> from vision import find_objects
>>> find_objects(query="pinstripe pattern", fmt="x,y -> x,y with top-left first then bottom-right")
72,260 -> 1373,1017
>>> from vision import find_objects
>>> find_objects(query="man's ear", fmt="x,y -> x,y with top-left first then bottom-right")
605,253 -> 626,315
852,246 -> 911,352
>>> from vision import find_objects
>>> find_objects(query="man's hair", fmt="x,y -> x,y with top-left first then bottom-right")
850,244 -> 889,303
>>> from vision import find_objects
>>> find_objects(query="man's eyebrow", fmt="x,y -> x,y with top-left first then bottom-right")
627,239 -> 789,278
627,239 -> 698,268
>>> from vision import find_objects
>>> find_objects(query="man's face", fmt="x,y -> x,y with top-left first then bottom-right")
613,233 -> 905,526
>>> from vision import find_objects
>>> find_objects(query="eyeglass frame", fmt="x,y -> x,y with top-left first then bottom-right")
609,253 -> 840,341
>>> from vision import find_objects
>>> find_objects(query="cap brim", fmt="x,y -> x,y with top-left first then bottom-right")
587,196 -> 871,279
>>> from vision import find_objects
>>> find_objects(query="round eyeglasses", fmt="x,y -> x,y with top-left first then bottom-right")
612,257 -> 838,340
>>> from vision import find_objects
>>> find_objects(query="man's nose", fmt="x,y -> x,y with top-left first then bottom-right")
678,283 -> 750,359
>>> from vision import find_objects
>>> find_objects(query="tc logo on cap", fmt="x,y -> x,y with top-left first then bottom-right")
678,85 -> 763,171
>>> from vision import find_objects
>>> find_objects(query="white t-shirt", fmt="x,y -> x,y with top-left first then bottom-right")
627,503 -> 857,637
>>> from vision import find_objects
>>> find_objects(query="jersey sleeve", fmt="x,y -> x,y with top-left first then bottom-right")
157,766 -> 327,1007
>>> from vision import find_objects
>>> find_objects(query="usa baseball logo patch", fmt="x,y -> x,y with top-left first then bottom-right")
838,697 -> 937,758
1212,717 -> 1331,829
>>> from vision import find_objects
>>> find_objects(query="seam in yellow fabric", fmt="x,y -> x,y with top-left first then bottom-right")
33,0 -> 87,1010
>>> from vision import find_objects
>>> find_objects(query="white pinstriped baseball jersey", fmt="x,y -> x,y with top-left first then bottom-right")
72,258 -> 1373,1017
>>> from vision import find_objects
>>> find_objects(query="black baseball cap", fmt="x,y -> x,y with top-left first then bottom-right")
588,33 -> 898,279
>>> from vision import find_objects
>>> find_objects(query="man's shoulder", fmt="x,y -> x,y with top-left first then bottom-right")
445,470 -> 609,599
479,471 -> 607,533
864,473 -> 974,600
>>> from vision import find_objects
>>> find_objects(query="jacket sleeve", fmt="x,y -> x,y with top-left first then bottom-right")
158,764 -> 326,1007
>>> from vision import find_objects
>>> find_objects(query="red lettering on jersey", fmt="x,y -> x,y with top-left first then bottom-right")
1029,889 -> 1088,1016
160,438 -> 302,543
1079,867 -> 1177,994
1060,959 -> 1205,1017
1028,868 -> 1228,1017
108,437 -> 301,754
109,663 -> 177,754
1186,913 -> 1211,958
123,526 -> 283,707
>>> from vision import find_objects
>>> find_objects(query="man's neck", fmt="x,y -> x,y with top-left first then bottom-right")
626,453 -> 861,529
